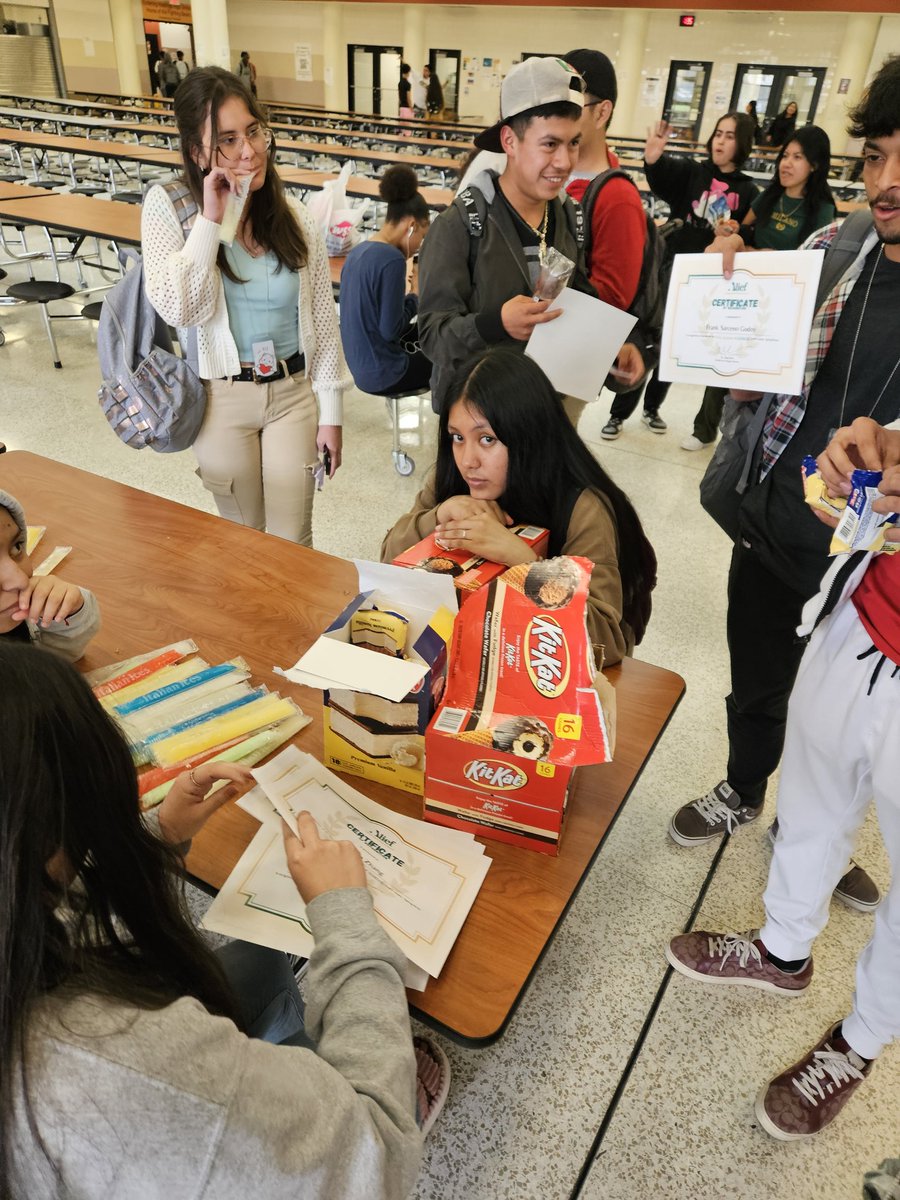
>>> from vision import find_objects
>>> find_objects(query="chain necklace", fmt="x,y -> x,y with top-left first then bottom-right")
772,194 -> 805,232
526,204 -> 549,260
837,244 -> 900,431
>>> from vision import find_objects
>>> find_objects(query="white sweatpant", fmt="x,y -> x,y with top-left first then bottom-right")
194,370 -> 319,547
760,598 -> 900,1060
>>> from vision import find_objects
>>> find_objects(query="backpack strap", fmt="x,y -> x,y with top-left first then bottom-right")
577,168 -> 637,264
814,209 -> 874,310
454,184 -> 489,279
160,179 -> 199,241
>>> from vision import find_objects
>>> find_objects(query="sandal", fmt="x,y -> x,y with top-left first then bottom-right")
414,1035 -> 451,1135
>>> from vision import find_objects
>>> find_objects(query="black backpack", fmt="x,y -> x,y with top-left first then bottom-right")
578,168 -> 667,374
454,182 -> 584,278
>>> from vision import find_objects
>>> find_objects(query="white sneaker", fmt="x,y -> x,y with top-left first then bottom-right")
681,434 -> 713,451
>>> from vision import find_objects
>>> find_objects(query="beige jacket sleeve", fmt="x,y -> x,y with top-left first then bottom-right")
380,475 -> 441,561
563,490 -> 632,668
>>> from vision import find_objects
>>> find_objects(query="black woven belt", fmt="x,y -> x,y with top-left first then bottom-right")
229,351 -> 305,383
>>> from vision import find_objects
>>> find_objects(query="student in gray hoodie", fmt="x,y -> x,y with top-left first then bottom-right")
1,642 -> 436,1199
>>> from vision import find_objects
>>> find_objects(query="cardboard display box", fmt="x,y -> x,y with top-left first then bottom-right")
283,562 -> 456,795
392,524 -> 549,602
425,557 -> 612,854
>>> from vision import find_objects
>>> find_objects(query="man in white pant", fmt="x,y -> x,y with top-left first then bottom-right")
667,415 -> 900,1139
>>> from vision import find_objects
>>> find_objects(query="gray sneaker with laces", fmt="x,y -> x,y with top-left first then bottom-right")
601,417 -> 622,440
669,780 -> 762,846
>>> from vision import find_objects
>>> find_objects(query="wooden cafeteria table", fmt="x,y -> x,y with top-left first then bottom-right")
1,451 -> 684,1046
0,191 -> 143,245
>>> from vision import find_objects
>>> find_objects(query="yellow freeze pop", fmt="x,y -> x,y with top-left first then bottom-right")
149,695 -> 299,768
26,526 -> 46,555
140,712 -> 310,809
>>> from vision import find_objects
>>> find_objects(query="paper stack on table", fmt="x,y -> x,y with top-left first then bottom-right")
207,745 -> 492,991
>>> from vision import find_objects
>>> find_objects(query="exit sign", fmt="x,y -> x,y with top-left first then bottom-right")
679,13 -> 696,26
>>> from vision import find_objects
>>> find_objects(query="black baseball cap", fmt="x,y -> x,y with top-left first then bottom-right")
563,49 -> 618,106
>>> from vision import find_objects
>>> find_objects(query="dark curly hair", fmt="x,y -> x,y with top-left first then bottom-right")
848,55 -> 900,140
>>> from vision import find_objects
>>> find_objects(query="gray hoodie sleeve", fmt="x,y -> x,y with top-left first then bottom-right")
29,587 -> 100,662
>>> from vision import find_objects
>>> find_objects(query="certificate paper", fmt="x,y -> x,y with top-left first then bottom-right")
203,748 -> 491,985
658,250 -> 824,395
525,287 -> 637,403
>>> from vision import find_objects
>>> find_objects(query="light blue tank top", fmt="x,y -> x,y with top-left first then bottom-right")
221,244 -> 300,363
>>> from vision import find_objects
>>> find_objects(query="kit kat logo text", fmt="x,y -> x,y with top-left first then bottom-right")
525,615 -> 570,698
463,759 -> 527,791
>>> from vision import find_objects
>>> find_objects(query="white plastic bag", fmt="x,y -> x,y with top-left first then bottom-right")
305,161 -> 369,257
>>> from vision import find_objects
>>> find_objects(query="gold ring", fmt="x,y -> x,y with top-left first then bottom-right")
189,768 -> 200,787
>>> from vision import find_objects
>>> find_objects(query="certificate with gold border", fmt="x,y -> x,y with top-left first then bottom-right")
658,249 -> 825,395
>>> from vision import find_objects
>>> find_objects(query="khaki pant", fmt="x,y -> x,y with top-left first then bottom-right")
194,370 -> 318,547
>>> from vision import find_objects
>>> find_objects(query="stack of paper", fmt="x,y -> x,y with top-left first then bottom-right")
85,641 -> 310,808
205,746 -> 492,991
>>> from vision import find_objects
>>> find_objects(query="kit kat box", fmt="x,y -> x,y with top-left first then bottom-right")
424,556 -> 612,854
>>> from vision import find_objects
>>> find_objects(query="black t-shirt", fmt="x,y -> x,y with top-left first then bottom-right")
399,77 -> 411,106
740,243 -> 900,598
494,182 -> 558,290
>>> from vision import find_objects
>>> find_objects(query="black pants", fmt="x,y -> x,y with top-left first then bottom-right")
382,321 -> 433,393
693,386 -> 728,444
724,538 -> 811,808
610,365 -> 669,421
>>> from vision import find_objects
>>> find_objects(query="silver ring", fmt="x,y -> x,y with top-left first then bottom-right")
189,768 -> 200,787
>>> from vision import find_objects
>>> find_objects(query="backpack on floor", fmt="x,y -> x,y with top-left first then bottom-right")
96,181 -> 205,454
578,168 -> 668,381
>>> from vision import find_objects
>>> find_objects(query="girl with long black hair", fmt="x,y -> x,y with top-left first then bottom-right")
382,348 -> 657,664
0,642 -> 431,1197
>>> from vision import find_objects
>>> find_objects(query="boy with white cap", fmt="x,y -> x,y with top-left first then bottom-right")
418,56 -> 594,410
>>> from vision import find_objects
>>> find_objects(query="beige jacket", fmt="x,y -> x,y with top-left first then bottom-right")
381,481 -> 632,666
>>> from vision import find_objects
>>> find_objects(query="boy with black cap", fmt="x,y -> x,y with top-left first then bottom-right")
563,48 -> 651,424
417,56 -> 594,411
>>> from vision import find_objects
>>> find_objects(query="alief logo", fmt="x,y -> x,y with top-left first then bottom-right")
524,615 -> 570,698
463,759 -> 527,790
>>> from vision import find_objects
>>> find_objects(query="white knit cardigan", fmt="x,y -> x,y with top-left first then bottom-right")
141,184 -> 352,425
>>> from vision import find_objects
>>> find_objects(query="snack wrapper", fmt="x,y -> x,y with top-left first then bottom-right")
533,246 -> 575,301
801,455 -> 847,522
393,525 -> 549,601
219,175 -> 252,246
349,608 -> 409,656
830,468 -> 899,555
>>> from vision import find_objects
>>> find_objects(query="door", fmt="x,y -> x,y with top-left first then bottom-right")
429,49 -> 460,118
347,44 -> 402,117
663,61 -> 712,140
730,64 -> 826,130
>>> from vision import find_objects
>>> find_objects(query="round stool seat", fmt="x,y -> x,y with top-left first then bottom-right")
0,268 -> 6,281
81,301 -> 104,320
70,185 -> 107,196
111,191 -> 143,204
7,280 -> 76,303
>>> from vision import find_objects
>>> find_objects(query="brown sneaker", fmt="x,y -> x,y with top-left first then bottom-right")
666,930 -> 812,994
669,781 -> 762,847
414,1035 -> 451,1135
755,1024 -> 871,1140
767,825 -> 880,912
834,863 -> 881,912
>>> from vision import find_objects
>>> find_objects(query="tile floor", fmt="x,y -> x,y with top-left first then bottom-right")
0,254 -> 895,1200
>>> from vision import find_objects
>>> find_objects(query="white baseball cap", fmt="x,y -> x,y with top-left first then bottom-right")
474,57 -> 585,152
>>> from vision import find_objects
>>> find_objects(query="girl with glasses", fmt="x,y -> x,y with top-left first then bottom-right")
141,67 -> 352,548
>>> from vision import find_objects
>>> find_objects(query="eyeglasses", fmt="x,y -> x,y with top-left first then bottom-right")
214,125 -> 273,162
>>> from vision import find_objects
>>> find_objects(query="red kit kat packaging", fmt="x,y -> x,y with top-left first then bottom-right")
424,556 -> 613,855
